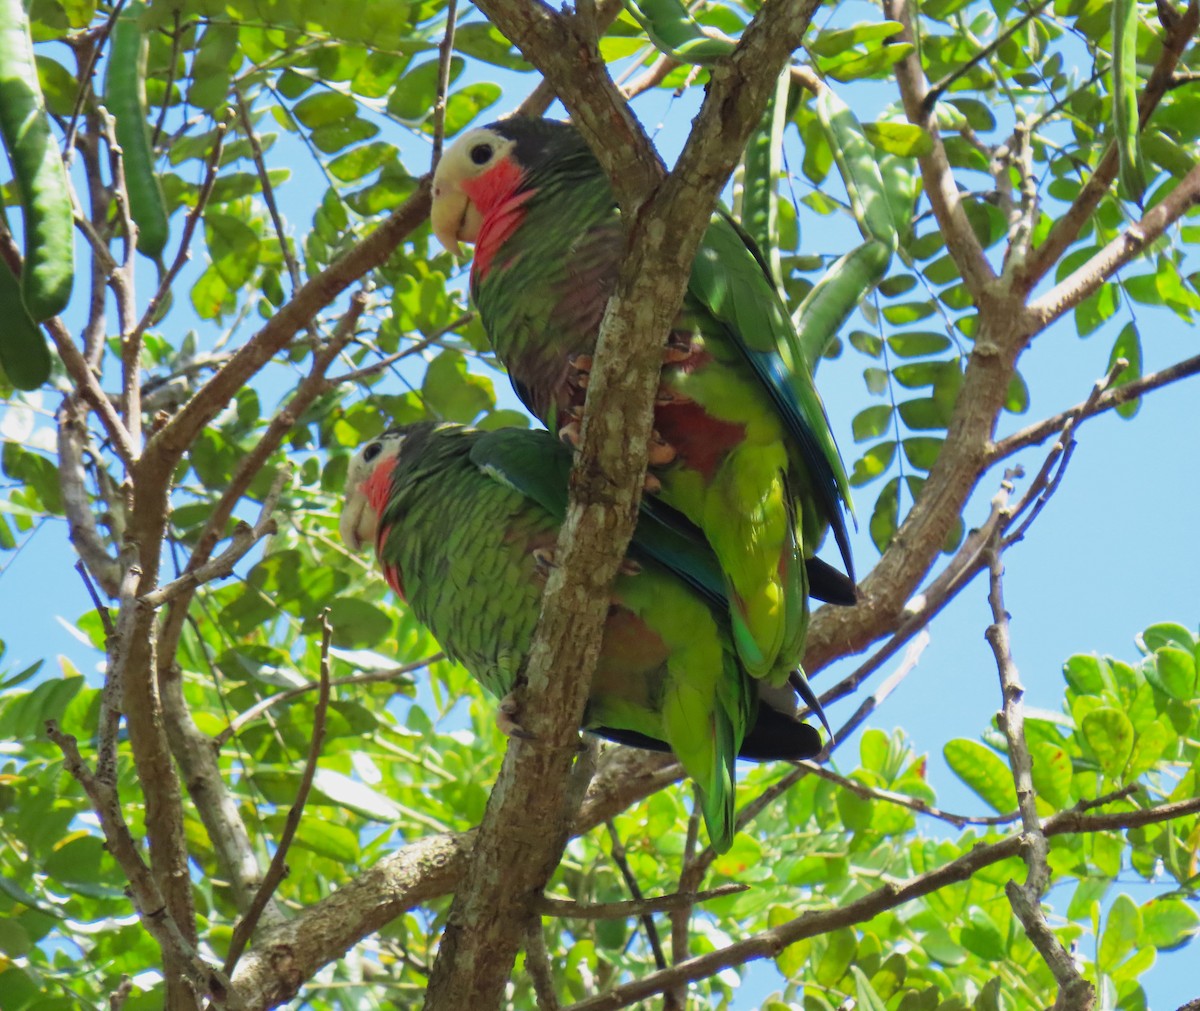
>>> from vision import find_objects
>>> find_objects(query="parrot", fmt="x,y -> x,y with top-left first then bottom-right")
339,422 -> 827,853
430,116 -> 855,689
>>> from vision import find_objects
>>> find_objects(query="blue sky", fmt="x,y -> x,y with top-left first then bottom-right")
2,11 -> 1198,1007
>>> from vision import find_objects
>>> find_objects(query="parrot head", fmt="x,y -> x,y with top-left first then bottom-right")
431,117 -> 590,254
339,428 -> 409,552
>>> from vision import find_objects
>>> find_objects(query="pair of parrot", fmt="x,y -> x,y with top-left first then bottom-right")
339,117 -> 854,852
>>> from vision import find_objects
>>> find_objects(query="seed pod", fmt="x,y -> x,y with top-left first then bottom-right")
0,0 -> 75,321
105,0 -> 169,259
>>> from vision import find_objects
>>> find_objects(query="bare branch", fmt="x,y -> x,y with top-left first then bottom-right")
236,91 -> 303,296
987,517 -> 1096,1009
987,351 -> 1200,463
155,293 -> 368,669
143,180 -> 433,485
57,398 -> 121,596
430,0 -> 460,169
606,820 -> 669,971
797,759 -> 1019,829
45,721 -> 242,1009
45,316 -> 137,467
214,656 -> 437,747
1025,162 -> 1200,329
559,796 -> 1200,1011
1022,0 -> 1200,288
537,884 -> 747,920
525,919 -> 561,1011
224,612 -> 333,974
881,0 -> 997,305
139,467 -> 288,609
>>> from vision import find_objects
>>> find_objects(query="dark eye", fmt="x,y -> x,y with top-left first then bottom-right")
469,143 -> 493,165
363,442 -> 383,462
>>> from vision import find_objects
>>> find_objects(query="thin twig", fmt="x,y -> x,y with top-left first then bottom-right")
237,89 -> 304,299
138,466 -> 289,609
323,313 -> 474,388
1003,359 -> 1128,547
560,795 -> 1200,1011
668,799 -> 702,989
75,560 -> 116,639
59,398 -> 122,597
430,0 -> 460,169
525,919 -> 561,1011
605,820 -> 669,972
214,655 -> 439,747
108,975 -> 133,1010
988,352 -> 1200,464
537,884 -> 747,920
132,117 -> 228,340
45,722 -> 242,1007
64,7 -> 127,156
798,760 -> 1020,829
986,512 -> 1096,1009
223,610 -> 333,975
921,0 -> 1054,113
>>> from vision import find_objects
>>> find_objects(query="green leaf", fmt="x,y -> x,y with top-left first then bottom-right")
1063,654 -> 1107,694
323,598 -> 393,649
293,90 -> 358,129
851,965 -> 889,1011
1141,897 -> 1200,950
1081,707 -> 1135,780
814,927 -> 857,986
1030,741 -> 1072,808
388,57 -> 465,123
888,331 -> 952,357
1107,322 -> 1142,419
943,738 -> 1017,813
809,20 -> 904,57
311,769 -> 402,822
961,908 -> 1007,960
1144,647 -> 1196,701
769,905 -> 810,978
852,405 -> 893,441
868,476 -> 900,551
901,436 -> 943,470
862,121 -> 933,157
0,918 -> 31,956
1098,893 -> 1141,972
440,82 -> 502,136
422,349 -> 495,423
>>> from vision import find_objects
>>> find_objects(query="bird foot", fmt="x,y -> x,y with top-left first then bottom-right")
532,546 -> 557,577
663,329 -> 699,364
567,353 -> 593,392
558,419 -> 582,449
557,418 -> 668,493
497,693 -> 536,740
647,430 -> 676,466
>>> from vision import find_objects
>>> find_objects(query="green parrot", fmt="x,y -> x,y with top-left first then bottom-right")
340,422 -> 826,853
431,116 -> 855,688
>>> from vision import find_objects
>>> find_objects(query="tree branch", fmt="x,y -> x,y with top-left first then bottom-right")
224,613 -> 333,974
986,351 -> 1200,464
1021,0 -> 1200,288
422,2 -> 827,1007
559,795 -> 1200,1011
46,721 -> 242,1009
881,0 -> 997,305
1025,161 -> 1200,330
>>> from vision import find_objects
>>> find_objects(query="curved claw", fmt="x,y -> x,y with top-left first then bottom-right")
497,693 -> 536,740
647,430 -> 676,467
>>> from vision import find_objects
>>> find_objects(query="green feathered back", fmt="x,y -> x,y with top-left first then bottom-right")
374,423 -> 753,851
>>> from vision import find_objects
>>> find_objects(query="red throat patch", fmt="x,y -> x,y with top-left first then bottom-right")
362,456 -> 406,600
465,157 -> 534,283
